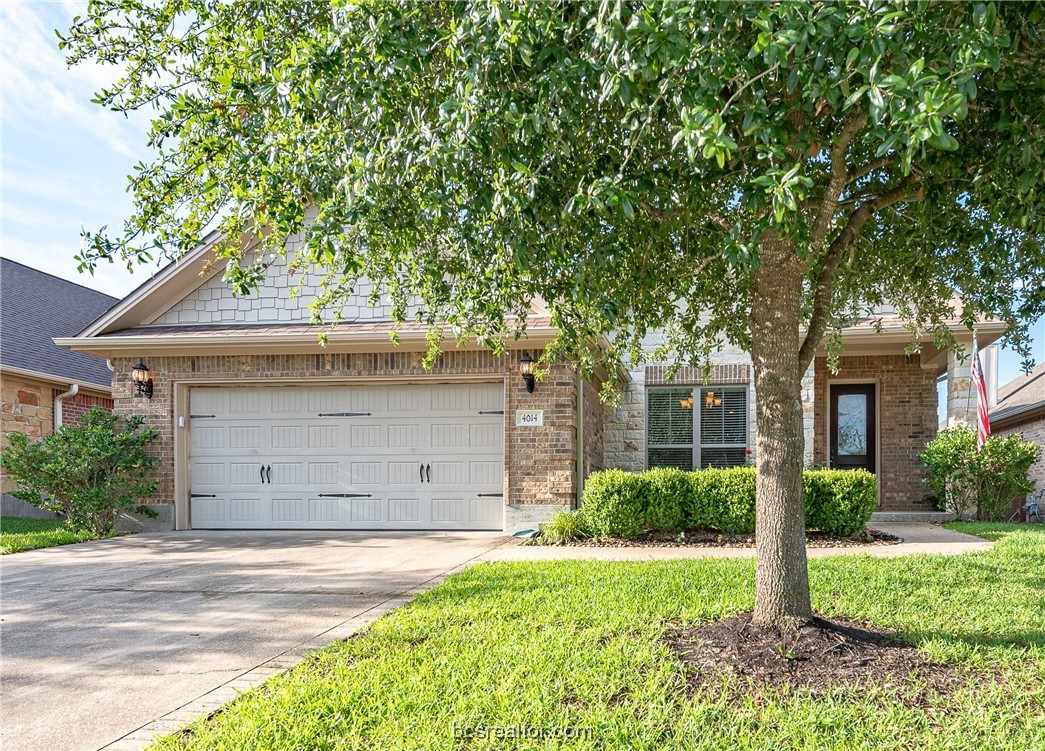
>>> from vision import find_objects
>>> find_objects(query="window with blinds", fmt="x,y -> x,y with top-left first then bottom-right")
647,386 -> 748,469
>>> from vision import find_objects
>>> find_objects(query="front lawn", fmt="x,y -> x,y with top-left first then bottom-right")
0,516 -> 105,554
155,526 -> 1045,751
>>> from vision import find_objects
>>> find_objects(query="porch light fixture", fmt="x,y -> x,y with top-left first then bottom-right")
131,361 -> 154,399
520,352 -> 536,393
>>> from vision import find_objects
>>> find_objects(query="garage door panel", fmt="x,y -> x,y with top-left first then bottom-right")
272,498 -> 305,523
308,498 -> 340,523
349,461 -> 384,485
230,462 -> 262,486
388,498 -> 421,523
430,461 -> 464,485
229,498 -> 263,523
350,497 -> 383,522
470,497 -> 502,525
190,383 -> 504,530
350,424 -> 384,449
469,423 -> 502,449
229,426 -> 260,450
431,497 -> 467,523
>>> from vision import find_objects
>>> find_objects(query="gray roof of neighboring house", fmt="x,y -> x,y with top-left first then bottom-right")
0,258 -> 118,389
990,362 -> 1045,428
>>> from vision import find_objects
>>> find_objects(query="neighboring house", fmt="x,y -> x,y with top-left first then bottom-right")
990,363 -> 1045,501
57,231 -> 1004,533
1,258 -> 118,515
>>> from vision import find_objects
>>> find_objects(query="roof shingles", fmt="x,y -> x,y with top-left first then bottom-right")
1,258 -> 117,388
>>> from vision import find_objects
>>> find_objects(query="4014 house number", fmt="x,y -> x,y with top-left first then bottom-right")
515,410 -> 544,427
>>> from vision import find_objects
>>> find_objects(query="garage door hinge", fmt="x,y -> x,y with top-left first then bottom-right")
318,412 -> 372,417
478,410 -> 505,415
189,414 -> 217,419
318,493 -> 373,498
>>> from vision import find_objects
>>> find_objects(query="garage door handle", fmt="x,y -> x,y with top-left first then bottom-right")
266,465 -> 272,484
191,493 -> 217,498
426,463 -> 431,483
477,493 -> 504,498
419,463 -> 425,483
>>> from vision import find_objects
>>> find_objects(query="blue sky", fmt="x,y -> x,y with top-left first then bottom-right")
1,1 -> 1041,384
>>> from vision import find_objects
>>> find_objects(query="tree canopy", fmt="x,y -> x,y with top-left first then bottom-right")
65,0 -> 1045,379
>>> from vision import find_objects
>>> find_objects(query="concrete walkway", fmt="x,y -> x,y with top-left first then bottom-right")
0,531 -> 512,751
480,522 -> 993,562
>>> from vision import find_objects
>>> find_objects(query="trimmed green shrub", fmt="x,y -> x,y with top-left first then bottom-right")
688,467 -> 757,533
803,468 -> 877,535
580,466 -> 878,538
540,510 -> 590,543
578,469 -> 648,538
920,426 -> 1040,521
0,407 -> 159,536
643,468 -> 689,532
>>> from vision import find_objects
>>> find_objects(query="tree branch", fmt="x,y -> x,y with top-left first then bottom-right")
798,178 -> 922,371
810,112 -> 868,245
845,156 -> 893,186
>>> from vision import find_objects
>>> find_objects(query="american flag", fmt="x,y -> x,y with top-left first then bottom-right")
971,335 -> 991,451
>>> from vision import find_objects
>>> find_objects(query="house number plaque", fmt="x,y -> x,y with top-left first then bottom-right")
515,410 -> 544,427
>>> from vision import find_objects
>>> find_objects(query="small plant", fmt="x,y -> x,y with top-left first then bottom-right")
676,531 -> 687,544
774,644 -> 798,661
540,510 -> 590,544
863,528 -> 875,543
1,408 -> 159,536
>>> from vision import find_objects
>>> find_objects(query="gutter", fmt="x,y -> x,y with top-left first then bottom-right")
54,384 -> 79,429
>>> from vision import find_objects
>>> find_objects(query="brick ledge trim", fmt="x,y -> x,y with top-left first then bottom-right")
645,364 -> 750,386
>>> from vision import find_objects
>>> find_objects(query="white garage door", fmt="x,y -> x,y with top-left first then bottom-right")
188,383 -> 505,530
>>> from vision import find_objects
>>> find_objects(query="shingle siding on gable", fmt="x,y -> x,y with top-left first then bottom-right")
155,248 -> 422,326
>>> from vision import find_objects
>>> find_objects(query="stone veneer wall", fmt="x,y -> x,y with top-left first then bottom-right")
109,352 -> 584,528
1,376 -> 113,494
813,355 -> 938,511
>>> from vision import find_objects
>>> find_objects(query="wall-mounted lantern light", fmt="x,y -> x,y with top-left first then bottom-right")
520,352 -> 536,393
131,361 -> 154,399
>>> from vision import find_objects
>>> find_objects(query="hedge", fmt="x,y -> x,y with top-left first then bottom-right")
578,467 -> 876,538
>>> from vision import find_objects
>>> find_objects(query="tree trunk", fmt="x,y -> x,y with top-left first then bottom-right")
749,232 -> 813,631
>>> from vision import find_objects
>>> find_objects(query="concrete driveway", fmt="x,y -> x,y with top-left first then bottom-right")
1,531 -> 511,751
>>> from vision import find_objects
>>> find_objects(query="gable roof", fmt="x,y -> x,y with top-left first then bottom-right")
0,258 -> 118,389
990,362 -> 1045,428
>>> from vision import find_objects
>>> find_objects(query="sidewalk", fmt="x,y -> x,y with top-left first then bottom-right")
480,523 -> 992,562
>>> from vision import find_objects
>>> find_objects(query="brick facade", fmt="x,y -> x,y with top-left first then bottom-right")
109,352 -> 601,529
993,414 -> 1045,501
813,355 -> 939,511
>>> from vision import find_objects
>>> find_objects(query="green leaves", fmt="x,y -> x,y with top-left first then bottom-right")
60,0 -> 1045,378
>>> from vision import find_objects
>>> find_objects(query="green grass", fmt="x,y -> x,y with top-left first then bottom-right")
153,526 -> 1045,751
0,516 -> 105,553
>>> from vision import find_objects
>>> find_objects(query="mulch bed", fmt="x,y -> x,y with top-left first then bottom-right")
538,528 -> 902,548
666,613 -> 967,703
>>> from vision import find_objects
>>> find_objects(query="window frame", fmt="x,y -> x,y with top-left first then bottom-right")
646,385 -> 749,470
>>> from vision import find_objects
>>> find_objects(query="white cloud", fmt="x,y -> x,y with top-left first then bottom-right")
0,1 -> 149,156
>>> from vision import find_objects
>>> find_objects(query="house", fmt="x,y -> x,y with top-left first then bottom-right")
1,258 -> 118,516
56,233 -> 1005,533
990,362 -> 1045,506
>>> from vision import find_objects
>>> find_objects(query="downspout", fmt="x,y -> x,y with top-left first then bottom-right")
54,383 -> 79,429
576,376 -> 585,507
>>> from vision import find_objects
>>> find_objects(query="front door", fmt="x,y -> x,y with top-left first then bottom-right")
829,383 -> 876,472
